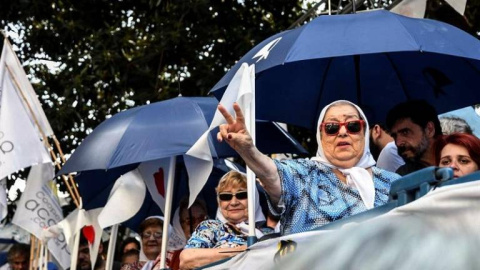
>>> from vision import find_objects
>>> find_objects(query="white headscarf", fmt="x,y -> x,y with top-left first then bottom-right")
172,208 -> 187,245
215,178 -> 266,238
311,100 -> 376,209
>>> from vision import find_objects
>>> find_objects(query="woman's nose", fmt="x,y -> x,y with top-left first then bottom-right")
449,162 -> 459,170
230,197 -> 239,205
338,125 -> 348,136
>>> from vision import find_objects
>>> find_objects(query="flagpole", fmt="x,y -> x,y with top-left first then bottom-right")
245,65 -> 257,246
105,224 -> 118,270
5,64 -> 81,208
52,135 -> 82,203
160,156 -> 176,269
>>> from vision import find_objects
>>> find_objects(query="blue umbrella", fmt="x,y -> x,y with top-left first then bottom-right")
59,96 -> 306,228
210,10 -> 480,130
59,96 -> 306,175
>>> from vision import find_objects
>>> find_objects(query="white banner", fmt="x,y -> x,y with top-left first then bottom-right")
2,38 -> 54,137
12,163 -> 69,269
206,180 -> 480,269
0,44 -> 51,179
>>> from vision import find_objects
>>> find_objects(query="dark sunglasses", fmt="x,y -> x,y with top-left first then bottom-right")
321,120 -> 365,136
218,191 -> 248,201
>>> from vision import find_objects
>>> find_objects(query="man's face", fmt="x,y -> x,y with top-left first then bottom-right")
77,245 -> 91,270
390,118 -> 430,162
9,254 -> 29,270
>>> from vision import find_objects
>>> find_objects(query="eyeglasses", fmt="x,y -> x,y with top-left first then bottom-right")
141,231 -> 162,240
321,120 -> 365,136
218,191 -> 248,201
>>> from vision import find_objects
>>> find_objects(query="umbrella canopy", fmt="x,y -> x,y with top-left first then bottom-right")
210,10 -> 480,130
59,96 -> 306,175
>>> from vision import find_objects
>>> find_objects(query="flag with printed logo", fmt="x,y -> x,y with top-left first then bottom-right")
12,163 -> 69,269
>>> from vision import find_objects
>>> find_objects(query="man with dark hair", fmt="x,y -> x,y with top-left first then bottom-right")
7,244 -> 29,270
77,234 -> 105,270
386,100 -> 442,176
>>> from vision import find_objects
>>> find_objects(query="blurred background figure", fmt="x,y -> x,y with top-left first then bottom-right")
120,237 -> 140,254
77,234 -> 105,270
435,133 -> 480,178
121,249 -> 139,267
5,244 -> 29,270
172,197 -> 209,244
439,116 -> 473,135
370,123 -> 405,172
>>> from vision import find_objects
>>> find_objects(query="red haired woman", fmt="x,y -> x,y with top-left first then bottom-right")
435,133 -> 480,178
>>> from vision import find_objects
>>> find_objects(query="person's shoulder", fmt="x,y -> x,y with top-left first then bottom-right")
196,219 -> 223,229
373,166 -> 401,180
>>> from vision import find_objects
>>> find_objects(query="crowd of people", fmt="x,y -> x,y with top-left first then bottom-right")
3,99 -> 479,270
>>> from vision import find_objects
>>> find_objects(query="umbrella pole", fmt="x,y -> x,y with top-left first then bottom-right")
160,156 -> 176,269
105,224 -> 118,270
245,66 -> 257,247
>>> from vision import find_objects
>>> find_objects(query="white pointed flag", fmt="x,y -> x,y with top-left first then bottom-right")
98,169 -> 146,229
0,44 -> 51,180
138,158 -> 171,214
82,208 -> 103,270
445,0 -> 467,15
390,0 -> 426,18
0,178 -> 7,221
2,38 -> 54,137
12,163 -> 69,269
185,63 -> 255,207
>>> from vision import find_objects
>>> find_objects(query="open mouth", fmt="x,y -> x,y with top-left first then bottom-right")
337,142 -> 350,147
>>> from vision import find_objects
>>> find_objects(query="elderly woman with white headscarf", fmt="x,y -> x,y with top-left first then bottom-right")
216,100 -> 401,235
179,171 -> 271,269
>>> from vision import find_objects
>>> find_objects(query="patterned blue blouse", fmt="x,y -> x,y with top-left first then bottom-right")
267,159 -> 400,235
184,219 -> 273,249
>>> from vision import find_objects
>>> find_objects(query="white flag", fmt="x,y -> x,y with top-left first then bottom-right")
98,169 -> 146,228
0,178 -> 7,221
83,208 -> 103,270
138,158 -> 171,214
2,38 -> 54,137
445,0 -> 467,15
390,0 -> 426,18
12,163 -> 69,269
0,45 -> 51,180
185,63 -> 255,206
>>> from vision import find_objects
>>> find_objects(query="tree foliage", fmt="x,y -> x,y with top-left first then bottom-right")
0,0 -> 479,212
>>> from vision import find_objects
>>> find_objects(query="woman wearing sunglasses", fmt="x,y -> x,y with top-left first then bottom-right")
216,100 -> 400,235
179,171 -> 270,269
